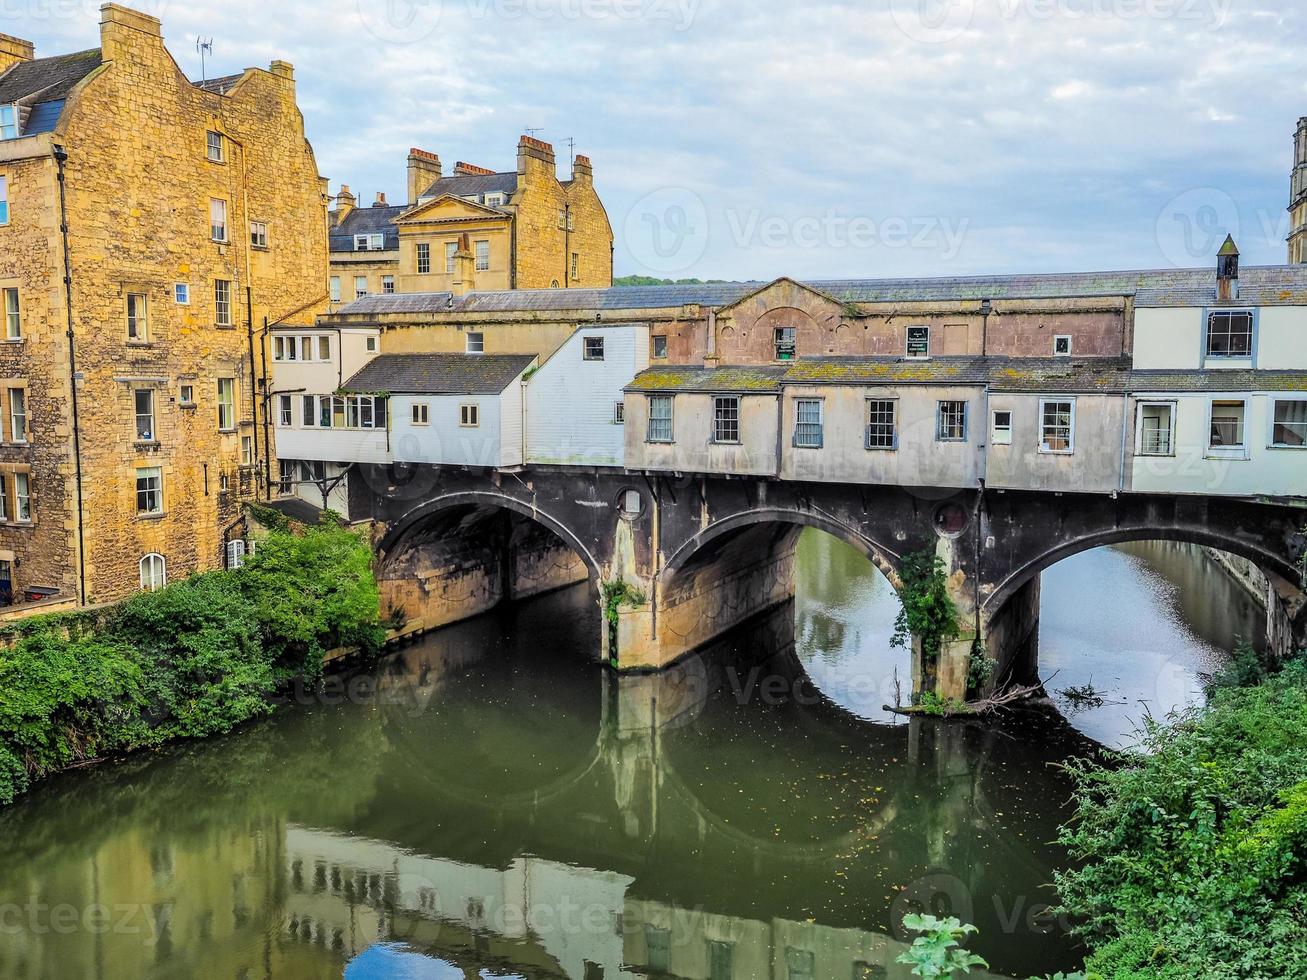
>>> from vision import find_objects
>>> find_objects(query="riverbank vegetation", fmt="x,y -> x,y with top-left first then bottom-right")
0,519 -> 383,807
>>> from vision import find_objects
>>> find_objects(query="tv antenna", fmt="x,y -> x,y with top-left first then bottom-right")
565,137 -> 575,168
524,126 -> 544,139
196,37 -> 214,82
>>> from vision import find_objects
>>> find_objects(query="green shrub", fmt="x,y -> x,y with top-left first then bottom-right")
1056,660 -> 1307,979
891,550 -> 959,663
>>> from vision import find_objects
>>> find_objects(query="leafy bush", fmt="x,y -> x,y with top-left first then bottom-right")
1055,660 -> 1307,979
896,914 -> 988,978
891,550 -> 960,663
0,523 -> 383,807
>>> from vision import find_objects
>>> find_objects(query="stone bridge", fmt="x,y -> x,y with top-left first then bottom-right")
353,464 -> 1307,700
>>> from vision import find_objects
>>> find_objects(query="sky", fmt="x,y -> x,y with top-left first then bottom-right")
15,0 -> 1307,281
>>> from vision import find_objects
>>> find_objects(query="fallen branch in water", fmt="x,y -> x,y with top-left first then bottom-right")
885,675 -> 1056,719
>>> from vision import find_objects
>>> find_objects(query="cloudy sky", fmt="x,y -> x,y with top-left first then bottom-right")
18,0 -> 1307,281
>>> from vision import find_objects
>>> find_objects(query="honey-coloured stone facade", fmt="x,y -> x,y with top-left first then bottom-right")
0,4 -> 327,606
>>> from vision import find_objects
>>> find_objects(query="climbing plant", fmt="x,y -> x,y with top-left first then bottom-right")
891,550 -> 960,663
601,580 -> 647,664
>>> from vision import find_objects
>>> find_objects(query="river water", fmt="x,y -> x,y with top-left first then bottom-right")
0,535 -> 1262,979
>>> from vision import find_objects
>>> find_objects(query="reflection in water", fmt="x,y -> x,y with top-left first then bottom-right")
0,533 -> 1253,979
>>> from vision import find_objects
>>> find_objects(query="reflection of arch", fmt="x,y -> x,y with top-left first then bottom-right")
378,490 -> 603,582
662,508 -> 902,588
984,525 -> 1304,619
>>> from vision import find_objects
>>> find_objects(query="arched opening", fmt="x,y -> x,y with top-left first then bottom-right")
987,532 -> 1301,748
377,495 -> 601,654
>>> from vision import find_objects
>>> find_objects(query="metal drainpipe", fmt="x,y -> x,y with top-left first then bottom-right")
246,285 -> 259,489
54,145 -> 87,605
259,317 -> 272,499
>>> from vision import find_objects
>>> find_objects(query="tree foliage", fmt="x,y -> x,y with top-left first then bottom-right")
891,550 -> 960,662
0,523 -> 383,806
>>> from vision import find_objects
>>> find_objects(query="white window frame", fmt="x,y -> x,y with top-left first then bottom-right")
278,394 -> 292,427
7,387 -> 24,444
485,193 -> 505,207
329,276 -> 341,302
459,403 -> 480,428
250,220 -> 269,249
1205,310 -> 1254,359
126,292 -> 148,341
444,241 -> 458,273
354,275 -> 368,299
209,198 -> 228,243
174,283 -> 190,305
12,472 -> 28,522
475,239 -> 490,271
180,384 -> 194,406
3,287 -> 20,339
1271,398 -> 1307,450
866,398 -> 898,450
214,279 -> 232,326
1053,335 -> 1072,357
134,388 -> 155,443
1038,398 -> 1076,455
240,434 -> 254,466
1136,401 -> 1176,457
354,233 -> 384,252
651,335 -> 668,359
793,398 -> 823,449
411,402 -> 429,425
712,395 -> 740,445
382,275 -> 395,294
466,332 -> 484,354
416,242 -> 431,274
227,539 -> 246,570
0,105 -> 16,140
906,326 -> 930,359
140,553 -> 167,591
647,395 -> 673,443
365,336 -> 379,353
1207,398 -> 1248,458
205,130 -> 224,163
991,409 -> 1013,446
0,475 -> 9,521
217,378 -> 235,431
613,400 -> 625,425
571,251 -> 579,281
136,466 -> 162,515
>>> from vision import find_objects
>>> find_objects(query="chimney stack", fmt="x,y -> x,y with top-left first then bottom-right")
451,233 -> 476,297
100,4 -> 162,63
517,135 -> 556,183
454,162 -> 496,176
571,154 -> 593,184
407,148 -> 442,204
373,191 -> 388,207
333,184 -> 357,224
1217,234 -> 1240,302
0,33 -> 34,75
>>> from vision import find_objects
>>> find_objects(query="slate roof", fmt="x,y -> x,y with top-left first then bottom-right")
192,73 -> 243,95
264,496 -> 326,526
333,266 -> 1307,319
342,354 -> 536,395
0,48 -> 100,105
626,357 -> 1307,395
329,205 -> 408,253
419,171 -> 519,204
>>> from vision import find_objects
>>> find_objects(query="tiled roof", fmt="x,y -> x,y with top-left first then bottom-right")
329,205 -> 407,253
0,48 -> 100,127
264,496 -> 326,526
419,171 -> 518,203
332,266 -> 1307,318
192,73 -> 243,95
342,353 -> 536,395
626,358 -> 1307,394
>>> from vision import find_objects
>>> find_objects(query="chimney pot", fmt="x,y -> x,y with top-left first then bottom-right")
374,192 -> 388,207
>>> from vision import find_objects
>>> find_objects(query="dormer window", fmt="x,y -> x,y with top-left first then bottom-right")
906,326 -> 930,359
485,193 -> 505,207
0,105 -> 17,141
354,233 -> 384,251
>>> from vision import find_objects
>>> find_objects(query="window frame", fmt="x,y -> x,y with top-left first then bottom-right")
213,279 -> 232,327
865,398 -> 898,451
792,397 -> 824,449
416,242 -> 431,275
444,240 -> 458,274
465,332 -> 485,354
240,434 -> 254,467
570,251 -> 579,281
411,402 -> 429,426
1136,401 -> 1176,457
12,471 -> 28,522
712,395 -> 741,445
936,400 -> 968,443
1271,398 -> 1307,450
651,335 -> 668,359
209,198 -> 228,243
0,174 -> 8,226
179,384 -> 195,407
216,378 -> 236,431
1038,398 -> 1076,455
134,388 -> 156,443
135,466 -> 163,516
354,275 -> 368,299
583,336 -> 605,361
459,403 -> 480,428
278,394 -> 292,427
1204,310 -> 1255,360
3,286 -> 20,340
475,239 -> 490,272
7,387 -> 25,444
1207,397 -> 1248,456
773,327 -> 796,362
173,282 -> 189,305
1053,335 -> 1073,357
647,395 -> 674,444
382,275 -> 395,294
990,409 -> 1013,446
329,276 -> 341,302
906,325 -> 930,359
0,106 -> 14,141
250,220 -> 269,249
126,291 -> 148,342
140,553 -> 167,592
205,130 -> 224,163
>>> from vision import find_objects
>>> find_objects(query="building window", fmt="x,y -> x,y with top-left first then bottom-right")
209,198 -> 228,242
354,233 -> 384,251
214,279 -> 232,326
445,241 -> 458,273
241,434 -> 253,466
250,221 -> 268,248
647,395 -> 673,443
793,399 -> 823,448
1039,399 -> 1075,454
365,336 -> 378,353
345,394 -> 386,429
217,378 -> 235,430
206,130 -> 224,163
411,402 -> 429,425
416,242 -> 431,274
937,400 -> 968,442
1272,399 -> 1307,448
983,411 -> 1012,449
571,252 -> 579,280
613,400 -> 625,424
713,396 -> 740,444
227,539 -> 246,570
3,287 -> 19,339
329,276 -> 341,302
134,389 -> 155,442
866,399 -> 898,449
785,947 -> 816,980
464,331 -> 484,354
460,403 -> 480,427
906,326 -> 930,359
1209,399 -> 1246,450
0,174 -> 8,225
140,553 -> 167,591
475,240 -> 490,271
126,292 -> 148,341
774,327 -> 796,361
382,275 -> 395,294
278,394 -> 292,426
645,927 -> 671,974
707,940 -> 734,980
7,387 -> 24,443
180,384 -> 194,406
354,276 -> 367,299
278,459 -> 294,494
174,283 -> 189,305
136,466 -> 162,515
1054,335 -> 1072,357
584,336 -> 605,361
1138,402 -> 1175,456
485,193 -> 505,207
651,335 -> 668,359
0,475 -> 7,520
1206,311 -> 1253,358
301,395 -> 316,427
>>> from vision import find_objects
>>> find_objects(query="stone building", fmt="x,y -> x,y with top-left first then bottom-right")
327,137 -> 612,303
0,4 -> 327,607
1290,116 -> 1307,264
